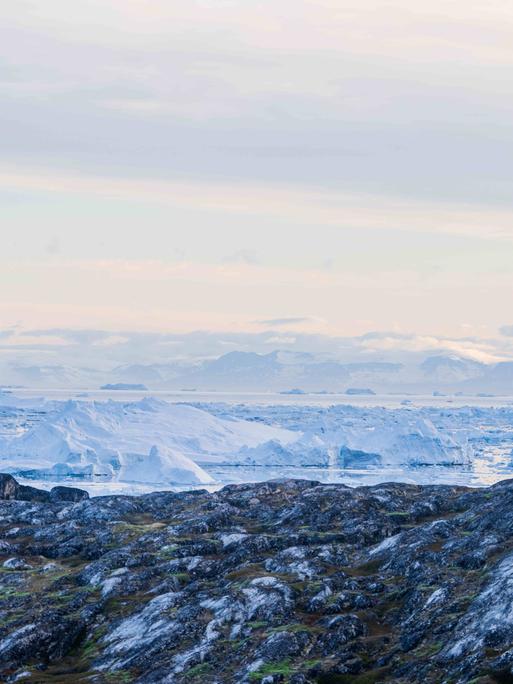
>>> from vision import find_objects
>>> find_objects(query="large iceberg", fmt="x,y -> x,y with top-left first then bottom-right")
0,398 -> 296,484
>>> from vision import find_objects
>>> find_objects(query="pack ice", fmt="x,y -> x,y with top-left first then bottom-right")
229,405 -> 473,468
0,398 -> 479,487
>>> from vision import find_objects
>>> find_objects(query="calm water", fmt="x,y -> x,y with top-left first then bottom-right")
15,463 -> 513,498
7,388 -> 513,409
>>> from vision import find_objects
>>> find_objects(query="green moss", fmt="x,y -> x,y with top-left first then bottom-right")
81,624 -> 109,660
247,620 -> 267,630
417,641 -> 443,657
226,564 -> 265,581
303,659 -> 322,669
105,671 -> 134,683
347,559 -> 382,577
184,663 -> 212,678
171,572 -> 190,583
386,511 -> 409,518
249,660 -> 294,680
158,544 -> 178,557
266,623 -> 322,634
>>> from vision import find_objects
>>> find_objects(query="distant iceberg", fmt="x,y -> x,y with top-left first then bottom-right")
345,388 -> 376,396
100,383 -> 148,391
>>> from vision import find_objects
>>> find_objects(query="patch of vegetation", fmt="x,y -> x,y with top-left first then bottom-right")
170,572 -> 190,583
247,620 -> 267,630
267,623 -> 322,634
81,624 -> 108,660
0,589 -> 31,599
249,659 -> 294,680
386,512 -> 410,518
158,544 -> 178,557
184,663 -> 212,678
346,559 -> 383,577
225,564 -> 265,581
417,641 -> 443,657
303,659 -> 322,669
105,670 -> 134,683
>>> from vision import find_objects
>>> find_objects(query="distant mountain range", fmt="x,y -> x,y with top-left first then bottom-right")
2,350 -> 513,394
169,351 -> 404,392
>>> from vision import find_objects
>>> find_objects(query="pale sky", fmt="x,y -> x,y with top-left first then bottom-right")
2,0 -> 513,356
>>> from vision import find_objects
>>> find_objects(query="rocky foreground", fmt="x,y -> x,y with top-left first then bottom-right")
2,476 -> 513,683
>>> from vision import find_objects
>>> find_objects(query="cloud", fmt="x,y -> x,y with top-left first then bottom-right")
358,332 -> 509,364
45,236 -> 61,255
2,326 -> 512,370
4,0 -> 513,211
93,335 -> 130,347
222,249 -> 260,265
3,165 -> 513,241
0,334 -> 71,348
3,256 -> 513,343
264,336 -> 297,345
500,325 -> 513,337
23,329 -> 111,345
3,2 -> 513,349
258,317 -> 317,327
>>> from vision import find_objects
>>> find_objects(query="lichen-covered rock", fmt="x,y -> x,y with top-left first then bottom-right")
3,474 -> 513,681
0,612 -> 85,668
49,485 -> 89,503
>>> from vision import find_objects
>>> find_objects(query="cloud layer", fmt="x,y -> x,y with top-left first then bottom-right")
2,327 -> 513,370
2,1 -> 513,341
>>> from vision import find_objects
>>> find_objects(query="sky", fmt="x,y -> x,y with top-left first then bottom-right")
2,1 -> 513,364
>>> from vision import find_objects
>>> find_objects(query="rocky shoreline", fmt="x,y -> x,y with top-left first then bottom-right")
1,474 -> 513,683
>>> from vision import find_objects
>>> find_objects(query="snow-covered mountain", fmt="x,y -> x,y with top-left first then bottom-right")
5,364 -> 104,388
420,355 -> 485,385
151,351 -> 404,392
3,350 -> 512,394
464,361 -> 513,394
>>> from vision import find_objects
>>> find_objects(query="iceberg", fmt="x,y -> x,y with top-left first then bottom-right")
0,398 -> 296,484
203,404 -> 475,469
118,446 -> 214,485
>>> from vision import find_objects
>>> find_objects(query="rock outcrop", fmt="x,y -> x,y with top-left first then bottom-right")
0,474 -> 89,504
1,475 -> 513,682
